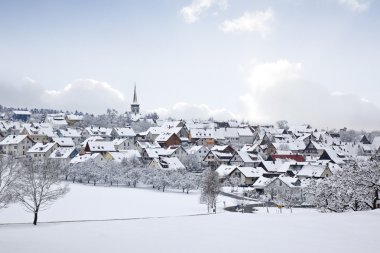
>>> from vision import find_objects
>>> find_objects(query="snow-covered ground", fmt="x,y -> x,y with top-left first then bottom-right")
0,184 -> 379,253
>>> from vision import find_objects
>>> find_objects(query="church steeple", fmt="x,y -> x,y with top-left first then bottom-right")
131,84 -> 140,115
133,84 -> 138,104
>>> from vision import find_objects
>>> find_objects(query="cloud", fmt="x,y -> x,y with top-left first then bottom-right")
41,79 -> 126,114
220,8 -> 274,37
338,0 -> 372,12
180,0 -> 228,23
239,60 -> 380,130
152,102 -> 239,121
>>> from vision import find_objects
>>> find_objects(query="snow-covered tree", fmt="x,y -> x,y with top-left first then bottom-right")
181,155 -> 202,172
15,159 -> 69,225
307,162 -> 380,212
0,155 -> 20,209
200,168 -> 221,213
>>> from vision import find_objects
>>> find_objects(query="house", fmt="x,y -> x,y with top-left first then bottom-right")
111,127 -> 136,141
135,141 -> 161,153
319,149 -> 345,164
52,137 -> 75,147
156,132 -> 181,148
49,147 -> 78,164
0,135 -> 34,156
57,128 -> 82,146
148,157 -> 185,170
65,114 -> 83,126
84,141 -> 116,154
228,166 -> 266,185
303,141 -> 326,157
229,151 -> 261,167
216,164 -> 238,181
81,136 -> 104,148
70,153 -> 104,164
237,128 -> 255,144
264,175 -> 303,200
27,142 -> 58,161
141,148 -> 171,161
360,135 -> 371,145
12,110 -> 31,122
252,176 -> 275,193
112,138 -> 134,151
188,128 -> 215,147
20,123 -> 54,143
83,127 -> 112,141
165,145 -> 188,160
203,145 -> 235,169
296,164 -> 333,179
45,114 -> 68,129
187,145 -> 209,165
269,154 -> 305,162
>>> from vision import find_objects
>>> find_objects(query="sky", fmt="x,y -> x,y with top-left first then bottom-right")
0,0 -> 379,130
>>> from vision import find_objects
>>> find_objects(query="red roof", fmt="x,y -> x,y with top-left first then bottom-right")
270,154 -> 305,162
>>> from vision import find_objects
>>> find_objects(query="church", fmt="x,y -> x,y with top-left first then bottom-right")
129,84 -> 143,122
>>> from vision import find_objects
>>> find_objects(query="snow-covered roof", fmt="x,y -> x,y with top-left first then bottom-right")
49,147 -> 76,159
153,157 -> 185,170
22,123 -> 55,137
86,141 -> 116,152
277,175 -> 301,188
53,137 -> 75,147
155,132 -> 178,143
145,148 -> 171,158
235,151 -> 257,163
297,165 -> 327,178
58,128 -> 81,138
253,176 -> 274,189
0,135 -> 28,145
216,164 -> 238,178
85,127 -> 112,137
81,136 -> 104,146
113,127 -> 136,137
190,128 -> 215,139
187,145 -> 208,155
66,115 -> 83,121
236,167 -> 266,178
237,128 -> 254,137
70,153 -> 102,164
13,110 -> 31,115
27,142 -> 56,153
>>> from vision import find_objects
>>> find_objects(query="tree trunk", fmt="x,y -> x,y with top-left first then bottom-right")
373,189 -> 379,209
33,211 -> 38,225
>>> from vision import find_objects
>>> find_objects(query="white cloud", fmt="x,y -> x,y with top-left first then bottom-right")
42,79 -> 126,114
180,0 -> 228,23
239,59 -> 380,130
338,0 -> 372,12
220,8 -> 274,37
152,102 -> 239,121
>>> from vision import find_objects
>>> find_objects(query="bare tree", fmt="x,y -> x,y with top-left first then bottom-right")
0,155 -> 20,209
15,159 -> 69,225
200,168 -> 221,213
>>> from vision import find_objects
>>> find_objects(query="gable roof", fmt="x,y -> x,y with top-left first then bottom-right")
0,135 -> 29,145
27,142 -> 56,153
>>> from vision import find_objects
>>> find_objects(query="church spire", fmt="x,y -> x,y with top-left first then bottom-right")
131,83 -> 140,115
133,84 -> 138,104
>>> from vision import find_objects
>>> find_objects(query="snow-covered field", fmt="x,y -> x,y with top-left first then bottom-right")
0,184 -> 379,253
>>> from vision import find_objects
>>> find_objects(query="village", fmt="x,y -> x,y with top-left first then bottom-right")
1,86 -> 379,209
